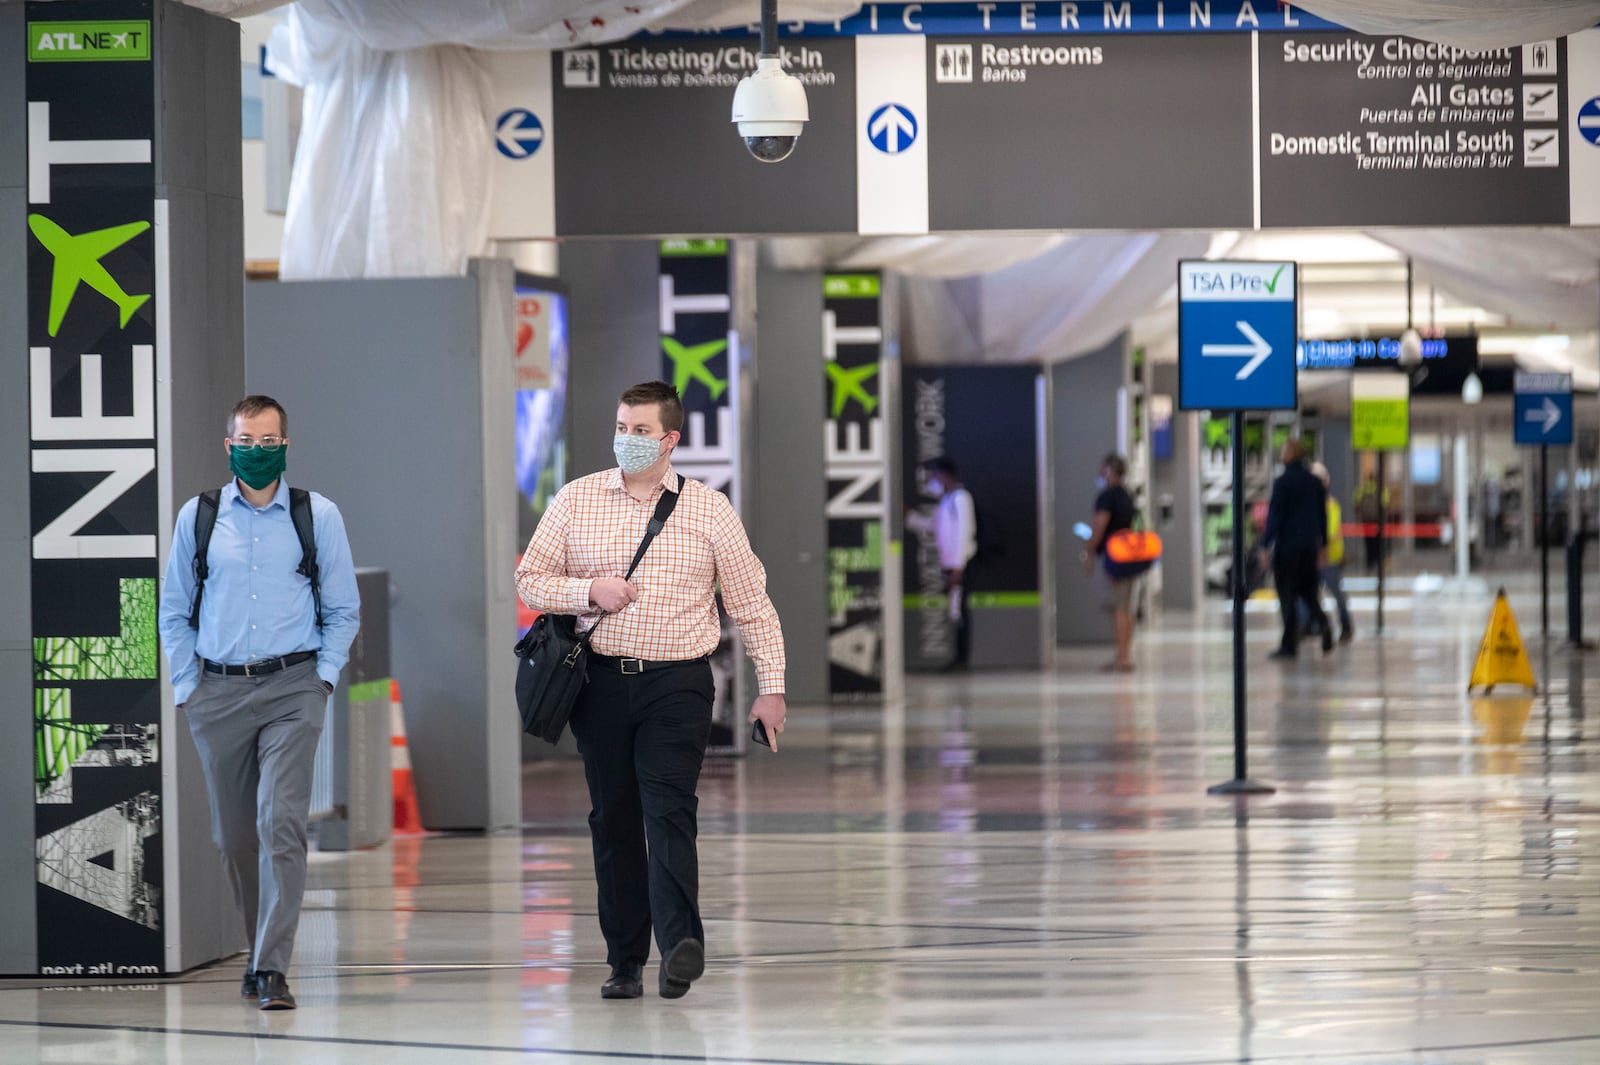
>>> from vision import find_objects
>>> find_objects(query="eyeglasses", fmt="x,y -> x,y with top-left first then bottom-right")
230,436 -> 285,452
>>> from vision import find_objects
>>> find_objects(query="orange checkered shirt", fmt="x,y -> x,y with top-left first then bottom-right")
515,464 -> 786,695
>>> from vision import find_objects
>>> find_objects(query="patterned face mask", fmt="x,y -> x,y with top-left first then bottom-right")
613,433 -> 664,475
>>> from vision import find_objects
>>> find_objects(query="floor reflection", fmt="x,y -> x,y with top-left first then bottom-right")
3,580 -> 1597,1063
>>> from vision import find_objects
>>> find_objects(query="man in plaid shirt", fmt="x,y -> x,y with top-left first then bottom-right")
515,381 -> 787,1001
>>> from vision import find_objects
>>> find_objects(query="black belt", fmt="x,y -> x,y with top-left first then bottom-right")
588,653 -> 707,676
203,651 -> 317,677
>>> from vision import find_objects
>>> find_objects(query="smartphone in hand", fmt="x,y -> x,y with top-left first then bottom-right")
750,719 -> 772,749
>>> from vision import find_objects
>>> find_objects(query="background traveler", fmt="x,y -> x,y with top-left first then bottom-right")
1085,454 -> 1138,673
1260,439 -> 1332,660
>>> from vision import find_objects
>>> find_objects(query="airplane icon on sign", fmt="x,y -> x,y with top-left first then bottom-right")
28,214 -> 151,337
662,336 -> 729,401
826,362 -> 880,417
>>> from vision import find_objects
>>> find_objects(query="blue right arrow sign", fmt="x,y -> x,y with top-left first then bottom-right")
1514,371 -> 1574,446
1178,260 -> 1298,412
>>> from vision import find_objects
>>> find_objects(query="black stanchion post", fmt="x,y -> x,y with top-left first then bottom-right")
1209,411 -> 1275,796
1541,443 -> 1550,637
1375,454 -> 1386,636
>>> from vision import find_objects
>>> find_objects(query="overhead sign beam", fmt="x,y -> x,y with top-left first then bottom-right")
483,18 -> 1600,238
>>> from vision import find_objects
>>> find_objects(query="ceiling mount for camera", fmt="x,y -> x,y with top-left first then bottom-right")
731,0 -> 808,163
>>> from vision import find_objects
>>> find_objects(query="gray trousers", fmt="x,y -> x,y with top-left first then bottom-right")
183,657 -> 326,975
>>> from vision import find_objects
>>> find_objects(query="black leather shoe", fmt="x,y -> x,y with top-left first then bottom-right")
240,969 -> 258,998
659,938 -> 704,1000
1321,629 -> 1335,654
601,965 -> 643,1000
256,970 -> 295,1011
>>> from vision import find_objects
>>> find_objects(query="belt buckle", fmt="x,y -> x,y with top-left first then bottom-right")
620,658 -> 645,675
242,660 -> 258,677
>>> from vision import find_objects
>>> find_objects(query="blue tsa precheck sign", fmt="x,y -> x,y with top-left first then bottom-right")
496,108 -> 544,159
1178,260 -> 1298,412
1514,371 -> 1574,446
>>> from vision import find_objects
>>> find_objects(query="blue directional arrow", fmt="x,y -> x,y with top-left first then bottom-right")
1579,97 -> 1600,148
867,103 -> 917,155
496,108 -> 544,159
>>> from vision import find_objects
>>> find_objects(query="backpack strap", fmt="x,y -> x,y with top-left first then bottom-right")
188,490 -> 222,629
289,488 -> 322,629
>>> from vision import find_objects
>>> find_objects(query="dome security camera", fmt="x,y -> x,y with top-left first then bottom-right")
731,56 -> 808,163
1397,328 -> 1424,368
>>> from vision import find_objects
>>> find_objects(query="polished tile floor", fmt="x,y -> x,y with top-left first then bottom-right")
3,580 -> 1597,1064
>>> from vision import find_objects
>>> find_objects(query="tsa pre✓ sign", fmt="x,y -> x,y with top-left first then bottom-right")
1177,261 -> 1298,412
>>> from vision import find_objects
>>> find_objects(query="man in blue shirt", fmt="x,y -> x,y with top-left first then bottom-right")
157,396 -> 360,1010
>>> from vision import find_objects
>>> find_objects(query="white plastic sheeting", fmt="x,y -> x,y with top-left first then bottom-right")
889,233 -> 1213,364
1370,229 -> 1600,331
267,7 -> 495,278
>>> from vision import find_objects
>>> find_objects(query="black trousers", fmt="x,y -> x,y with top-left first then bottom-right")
944,568 -> 972,666
1274,548 -> 1330,653
568,659 -> 715,970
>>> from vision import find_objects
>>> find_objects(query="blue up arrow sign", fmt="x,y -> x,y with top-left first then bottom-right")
867,103 -> 918,154
1178,261 -> 1298,412
1514,371 -> 1574,446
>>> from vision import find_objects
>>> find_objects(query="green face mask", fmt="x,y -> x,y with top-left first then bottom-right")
230,443 -> 287,491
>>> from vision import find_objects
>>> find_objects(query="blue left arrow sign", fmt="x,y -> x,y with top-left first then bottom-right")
496,108 -> 544,159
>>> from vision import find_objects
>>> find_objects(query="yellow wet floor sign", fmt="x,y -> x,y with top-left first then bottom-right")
1468,590 -> 1537,693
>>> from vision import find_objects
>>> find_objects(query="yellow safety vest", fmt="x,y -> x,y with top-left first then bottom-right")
1326,498 -> 1345,565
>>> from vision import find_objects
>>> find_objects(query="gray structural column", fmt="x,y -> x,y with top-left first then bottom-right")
2,0 -> 245,975
751,253 -> 828,705
243,262 -> 519,832
1052,334 -> 1130,644
0,0 -> 33,973
1150,365 -> 1204,612
562,242 -> 663,478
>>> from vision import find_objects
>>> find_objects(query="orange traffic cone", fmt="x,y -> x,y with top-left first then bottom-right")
391,679 -> 424,835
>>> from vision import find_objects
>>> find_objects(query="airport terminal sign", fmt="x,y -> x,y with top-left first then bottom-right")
24,0 -> 164,974
1351,374 -> 1411,451
1514,372 -> 1574,447
1259,36 -> 1571,225
1178,261 -> 1298,412
925,33 -> 1254,230
552,41 -> 857,235
485,18 -> 1600,237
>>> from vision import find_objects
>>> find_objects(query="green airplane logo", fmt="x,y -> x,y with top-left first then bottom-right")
662,336 -> 729,401
826,362 -> 880,418
28,214 -> 151,337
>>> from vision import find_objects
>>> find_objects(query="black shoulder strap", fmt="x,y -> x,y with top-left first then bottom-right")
582,475 -> 683,648
289,488 -> 322,629
188,491 -> 222,629
622,474 -> 683,582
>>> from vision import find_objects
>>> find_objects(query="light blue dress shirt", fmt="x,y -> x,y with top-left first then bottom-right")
158,478 -> 361,705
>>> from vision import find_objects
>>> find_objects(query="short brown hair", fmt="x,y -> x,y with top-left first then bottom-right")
619,381 -> 684,433
229,395 -> 287,438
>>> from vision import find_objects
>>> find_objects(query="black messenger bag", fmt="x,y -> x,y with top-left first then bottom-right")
514,476 -> 682,743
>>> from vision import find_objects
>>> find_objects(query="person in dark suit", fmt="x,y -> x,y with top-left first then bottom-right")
1260,439 -> 1333,660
